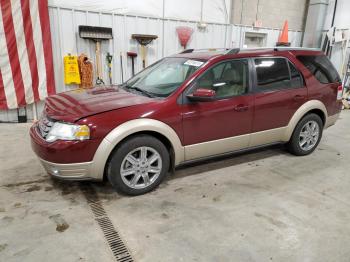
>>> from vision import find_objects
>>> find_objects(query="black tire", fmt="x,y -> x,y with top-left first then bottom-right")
107,135 -> 170,196
287,113 -> 323,156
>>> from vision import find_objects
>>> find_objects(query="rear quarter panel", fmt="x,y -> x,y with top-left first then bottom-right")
288,51 -> 342,117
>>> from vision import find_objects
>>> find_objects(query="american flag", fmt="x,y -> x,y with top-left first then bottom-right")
0,0 -> 55,110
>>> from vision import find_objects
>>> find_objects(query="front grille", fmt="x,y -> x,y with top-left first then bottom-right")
37,116 -> 54,139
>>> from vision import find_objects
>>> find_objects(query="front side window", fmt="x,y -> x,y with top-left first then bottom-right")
191,59 -> 249,99
124,57 -> 203,97
255,58 -> 290,90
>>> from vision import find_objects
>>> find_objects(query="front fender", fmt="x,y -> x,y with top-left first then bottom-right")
90,119 -> 184,180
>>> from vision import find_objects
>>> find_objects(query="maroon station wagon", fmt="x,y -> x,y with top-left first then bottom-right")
30,47 -> 343,195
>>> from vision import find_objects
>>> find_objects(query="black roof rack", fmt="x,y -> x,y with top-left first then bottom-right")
180,49 -> 194,53
225,48 -> 240,54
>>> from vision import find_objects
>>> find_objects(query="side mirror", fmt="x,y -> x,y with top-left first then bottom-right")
187,88 -> 216,102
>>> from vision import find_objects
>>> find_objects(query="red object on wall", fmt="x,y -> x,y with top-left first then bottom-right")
176,26 -> 193,49
0,0 -> 55,110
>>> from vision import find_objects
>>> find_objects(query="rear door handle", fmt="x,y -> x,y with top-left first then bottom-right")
293,95 -> 305,101
234,104 -> 249,112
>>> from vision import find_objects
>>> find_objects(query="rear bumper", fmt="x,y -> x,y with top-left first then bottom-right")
39,158 -> 96,181
325,113 -> 340,128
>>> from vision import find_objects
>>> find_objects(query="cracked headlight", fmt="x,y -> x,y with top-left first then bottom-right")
46,122 -> 90,142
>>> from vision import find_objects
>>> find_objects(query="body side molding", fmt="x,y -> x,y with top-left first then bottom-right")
185,133 -> 250,161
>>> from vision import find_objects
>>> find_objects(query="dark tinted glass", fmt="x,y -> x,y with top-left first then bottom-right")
297,55 -> 340,84
255,58 -> 290,90
288,61 -> 303,88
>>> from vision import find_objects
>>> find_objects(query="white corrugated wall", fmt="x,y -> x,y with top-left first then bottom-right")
0,6 -> 303,122
49,7 -> 233,94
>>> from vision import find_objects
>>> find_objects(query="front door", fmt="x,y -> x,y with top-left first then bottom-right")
181,59 -> 254,160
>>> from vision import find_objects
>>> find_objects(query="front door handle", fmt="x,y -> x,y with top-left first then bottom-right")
293,95 -> 305,101
234,104 -> 249,112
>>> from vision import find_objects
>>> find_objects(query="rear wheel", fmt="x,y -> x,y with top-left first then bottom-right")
287,113 -> 323,156
107,135 -> 170,195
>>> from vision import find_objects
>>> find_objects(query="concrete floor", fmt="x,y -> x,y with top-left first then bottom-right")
1,111 -> 350,262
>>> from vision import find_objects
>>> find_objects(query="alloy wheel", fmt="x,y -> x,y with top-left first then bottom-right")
299,120 -> 320,151
120,146 -> 162,189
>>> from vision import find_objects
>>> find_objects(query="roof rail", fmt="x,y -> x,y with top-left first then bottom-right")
179,48 -> 230,54
273,47 -> 321,51
180,49 -> 194,54
235,47 -> 320,52
225,48 -> 240,54
179,47 -> 321,55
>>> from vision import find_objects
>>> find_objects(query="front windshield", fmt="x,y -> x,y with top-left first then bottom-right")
123,57 -> 204,97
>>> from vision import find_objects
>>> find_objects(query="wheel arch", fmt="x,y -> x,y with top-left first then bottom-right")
307,109 -> 326,126
90,119 -> 184,180
283,100 -> 328,141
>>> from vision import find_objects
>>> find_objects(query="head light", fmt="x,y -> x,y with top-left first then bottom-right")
46,122 -> 90,142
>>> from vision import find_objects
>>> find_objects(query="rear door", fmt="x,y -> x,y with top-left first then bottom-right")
251,57 -> 307,144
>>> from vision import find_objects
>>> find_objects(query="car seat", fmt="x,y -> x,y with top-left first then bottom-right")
216,68 -> 246,98
197,70 -> 215,89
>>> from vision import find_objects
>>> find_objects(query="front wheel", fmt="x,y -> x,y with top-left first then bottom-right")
287,113 -> 323,156
107,135 -> 170,196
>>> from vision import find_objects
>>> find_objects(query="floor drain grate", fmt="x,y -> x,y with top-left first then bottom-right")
81,184 -> 134,262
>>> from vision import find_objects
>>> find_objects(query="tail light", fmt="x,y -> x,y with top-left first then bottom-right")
337,84 -> 343,100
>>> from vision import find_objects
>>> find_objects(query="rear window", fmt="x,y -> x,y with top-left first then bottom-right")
297,55 -> 340,84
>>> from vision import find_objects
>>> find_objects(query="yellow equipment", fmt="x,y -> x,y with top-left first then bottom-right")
64,54 -> 81,84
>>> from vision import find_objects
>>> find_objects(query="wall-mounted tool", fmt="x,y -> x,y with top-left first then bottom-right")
79,25 -> 113,85
131,34 -> 157,68
176,26 -> 193,49
106,52 -> 113,85
120,52 -> 124,83
127,52 -> 137,76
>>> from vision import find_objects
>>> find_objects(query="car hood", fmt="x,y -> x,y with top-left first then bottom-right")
44,86 -> 154,122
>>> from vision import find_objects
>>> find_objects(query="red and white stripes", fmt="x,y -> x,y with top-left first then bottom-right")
0,0 -> 55,110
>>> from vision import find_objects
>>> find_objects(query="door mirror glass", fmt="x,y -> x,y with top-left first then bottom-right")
187,88 -> 216,102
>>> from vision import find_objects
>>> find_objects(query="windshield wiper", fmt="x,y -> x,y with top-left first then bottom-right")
123,85 -> 156,98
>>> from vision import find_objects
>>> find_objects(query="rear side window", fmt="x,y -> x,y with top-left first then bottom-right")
297,55 -> 340,84
254,58 -> 290,90
289,61 -> 303,88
